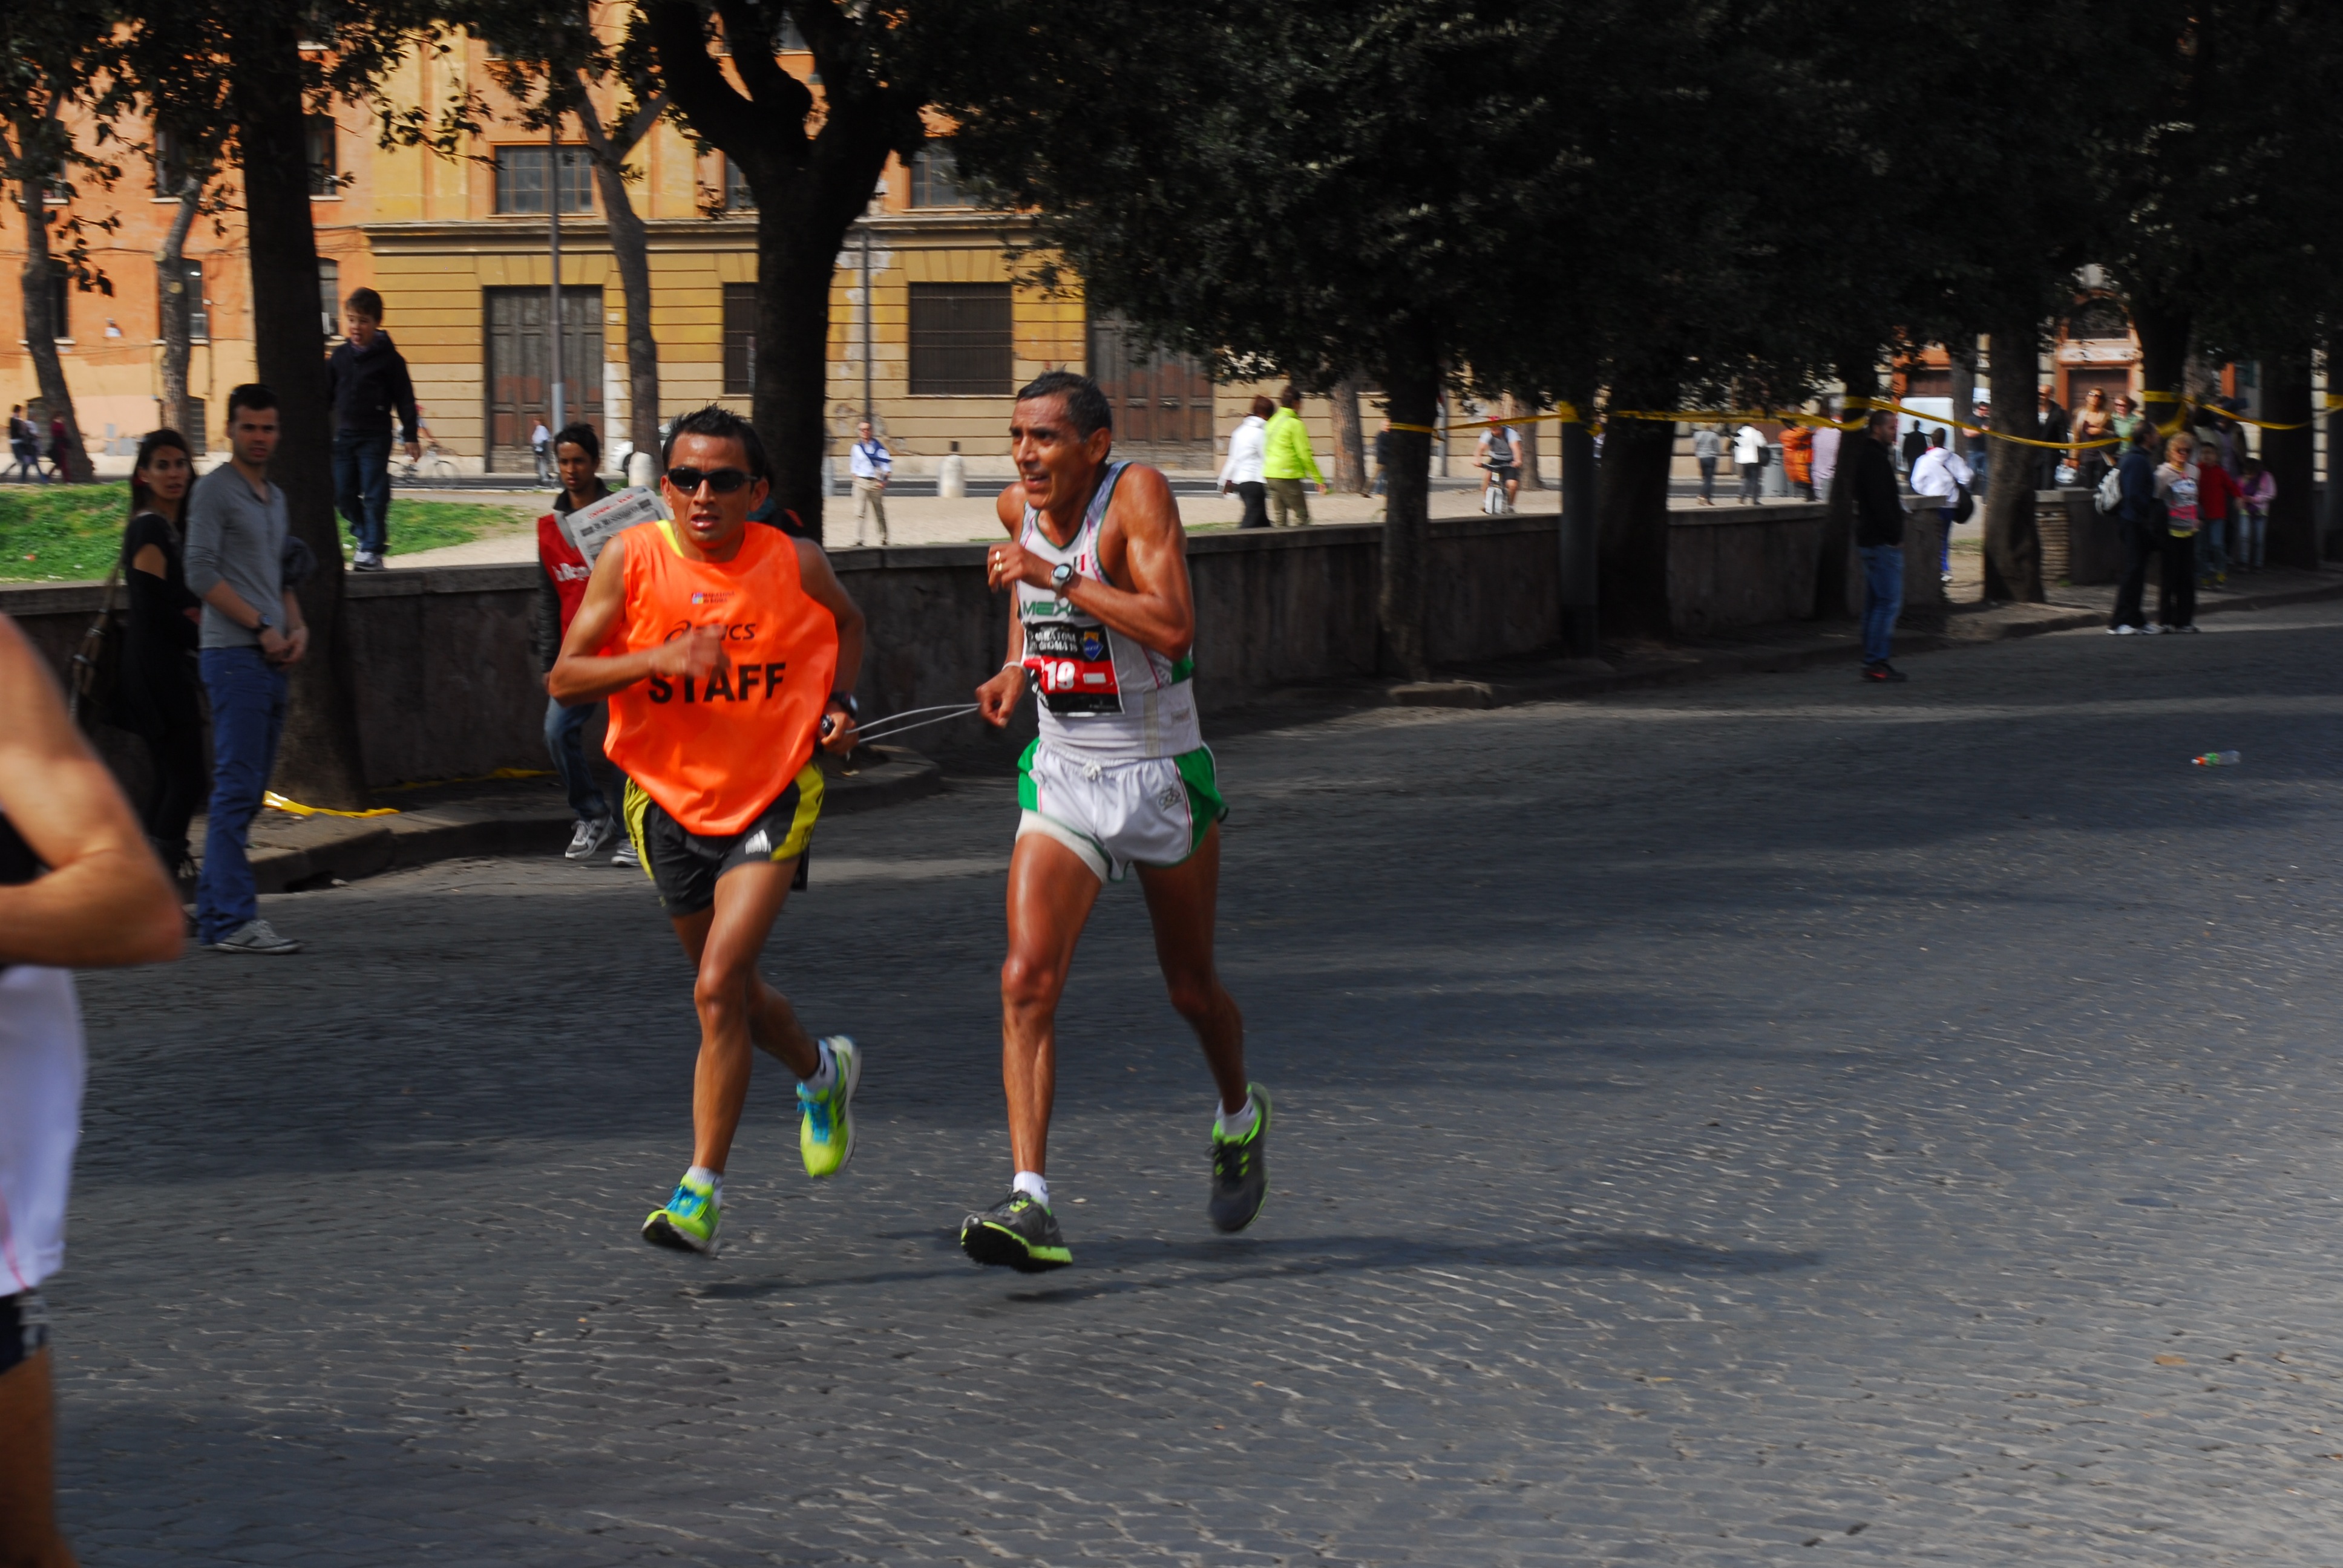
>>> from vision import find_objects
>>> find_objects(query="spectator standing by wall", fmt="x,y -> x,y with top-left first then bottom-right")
2152,432 -> 2201,633
1966,399 -> 1992,492
183,384 -> 307,955
1810,417 -> 1842,500
1262,385 -> 1328,527
2109,393 -> 2141,453
1733,422 -> 1766,503
2108,419 -> 2161,634
532,423 -> 637,867
111,430 -> 207,884
1781,423 -> 1814,499
1692,424 -> 1721,504
6,407 -> 41,483
1219,395 -> 1271,528
2236,457 -> 2274,572
849,419 -> 891,546
1371,421 -> 1393,497
325,288 -> 420,573
531,418 -> 554,485
2194,437 -> 2240,588
1909,430 -> 1974,586
2071,387 -> 2114,491
1899,421 -> 1927,475
0,612 -> 184,1568
2036,389 -> 2070,488
1850,410 -> 1909,682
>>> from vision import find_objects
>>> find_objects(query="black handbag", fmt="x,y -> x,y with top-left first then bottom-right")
1951,483 -> 1974,524
66,562 -> 124,728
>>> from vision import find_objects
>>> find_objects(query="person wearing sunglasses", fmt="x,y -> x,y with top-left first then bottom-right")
549,405 -> 868,1256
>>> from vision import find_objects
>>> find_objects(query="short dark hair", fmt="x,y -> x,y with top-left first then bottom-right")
1015,371 -> 1112,438
227,384 -> 278,422
661,405 -> 769,479
553,422 -> 600,462
1279,384 -> 1302,410
346,287 -> 384,319
1249,394 -> 1276,420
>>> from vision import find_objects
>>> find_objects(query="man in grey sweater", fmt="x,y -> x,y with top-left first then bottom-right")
183,384 -> 309,955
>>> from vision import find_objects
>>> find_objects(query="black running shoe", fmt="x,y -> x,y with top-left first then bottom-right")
960,1192 -> 1072,1272
1208,1084 -> 1272,1233
1861,661 -> 1908,684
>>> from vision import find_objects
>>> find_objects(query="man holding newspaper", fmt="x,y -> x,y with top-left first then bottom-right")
534,423 -> 664,867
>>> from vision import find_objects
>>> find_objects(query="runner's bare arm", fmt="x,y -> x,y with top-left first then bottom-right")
991,465 -> 1196,662
0,618 -> 182,967
549,534 -> 729,705
791,539 -> 865,753
977,487 -> 1031,725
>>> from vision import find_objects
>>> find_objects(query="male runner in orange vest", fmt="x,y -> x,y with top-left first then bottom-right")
551,406 -> 866,1255
958,371 -> 1265,1272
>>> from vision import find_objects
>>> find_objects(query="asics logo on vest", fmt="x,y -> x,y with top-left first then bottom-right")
648,662 -> 789,704
663,620 -> 761,642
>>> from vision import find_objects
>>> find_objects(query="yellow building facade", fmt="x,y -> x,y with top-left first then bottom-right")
1,32 -> 1356,479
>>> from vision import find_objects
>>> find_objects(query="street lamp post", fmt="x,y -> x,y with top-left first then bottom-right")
548,118 -> 566,435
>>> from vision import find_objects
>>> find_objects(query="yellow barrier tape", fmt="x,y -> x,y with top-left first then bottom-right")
263,792 -> 399,820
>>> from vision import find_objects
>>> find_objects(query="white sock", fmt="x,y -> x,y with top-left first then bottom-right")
1216,1096 -> 1257,1140
686,1165 -> 723,1204
1013,1170 -> 1050,1209
800,1040 -> 837,1096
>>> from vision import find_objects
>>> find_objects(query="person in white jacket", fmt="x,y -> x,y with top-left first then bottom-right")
1732,423 -> 1766,503
1219,395 -> 1273,529
1907,430 -> 1974,586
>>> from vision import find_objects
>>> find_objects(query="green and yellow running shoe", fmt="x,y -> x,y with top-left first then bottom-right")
798,1036 -> 861,1178
643,1171 -> 719,1254
1208,1084 -> 1271,1233
960,1191 -> 1072,1272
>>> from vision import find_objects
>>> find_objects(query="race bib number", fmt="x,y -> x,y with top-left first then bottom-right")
1024,619 -> 1123,714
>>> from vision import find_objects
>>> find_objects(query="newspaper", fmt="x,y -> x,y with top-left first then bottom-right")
561,486 -> 667,567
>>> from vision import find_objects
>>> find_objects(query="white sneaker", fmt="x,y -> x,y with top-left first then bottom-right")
2142,622 -> 2166,635
565,816 -> 615,860
211,918 -> 302,955
611,839 -> 640,869
2108,624 -> 2140,636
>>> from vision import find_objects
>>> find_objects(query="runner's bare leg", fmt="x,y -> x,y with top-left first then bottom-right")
1136,823 -> 1248,1114
999,831 -> 1103,1175
670,858 -> 821,1173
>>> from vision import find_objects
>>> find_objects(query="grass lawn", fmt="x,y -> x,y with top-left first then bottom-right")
0,484 -> 531,582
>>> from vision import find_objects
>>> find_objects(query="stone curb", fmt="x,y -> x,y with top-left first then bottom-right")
1386,577 -> 2343,709
195,746 -> 943,898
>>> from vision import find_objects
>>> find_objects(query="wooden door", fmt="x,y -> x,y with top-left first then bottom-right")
1086,316 -> 1214,457
484,286 -> 605,472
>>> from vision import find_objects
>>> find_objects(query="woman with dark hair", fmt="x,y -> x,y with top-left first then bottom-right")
1218,394 -> 1273,529
113,429 -> 207,879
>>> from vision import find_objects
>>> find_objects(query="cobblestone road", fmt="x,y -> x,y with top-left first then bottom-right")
53,602 -> 2343,1564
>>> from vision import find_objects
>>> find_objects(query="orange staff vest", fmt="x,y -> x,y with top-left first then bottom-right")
602,519 -> 839,836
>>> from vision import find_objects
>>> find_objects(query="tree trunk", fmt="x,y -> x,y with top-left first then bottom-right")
15,160 -> 94,484
2264,348 -> 2316,570
1330,374 -> 1367,494
755,200 -> 856,532
577,100 -> 661,465
1596,381 -> 1677,639
230,15 -> 368,806
1375,330 -> 1438,679
2324,332 -> 2342,558
1813,353 -> 1876,621
1558,390 -> 1597,655
1510,396 -> 1544,491
2132,296 -> 2193,440
1984,316 -> 2043,602
1948,340 -> 1978,466
155,182 -> 201,440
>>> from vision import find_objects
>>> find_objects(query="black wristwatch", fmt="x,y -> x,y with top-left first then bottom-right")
828,692 -> 859,718
1050,561 -> 1076,591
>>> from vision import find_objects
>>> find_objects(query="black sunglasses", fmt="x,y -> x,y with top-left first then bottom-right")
664,466 -> 755,495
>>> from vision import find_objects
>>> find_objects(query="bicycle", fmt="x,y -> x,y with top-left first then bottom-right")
394,443 -> 459,486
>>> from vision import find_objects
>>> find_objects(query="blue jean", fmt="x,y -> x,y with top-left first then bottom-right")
2198,513 -> 2230,578
197,647 -> 289,941
1860,544 -> 1904,665
545,695 -> 612,822
333,429 -> 394,555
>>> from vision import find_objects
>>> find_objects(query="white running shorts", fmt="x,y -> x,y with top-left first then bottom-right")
1015,739 -> 1226,883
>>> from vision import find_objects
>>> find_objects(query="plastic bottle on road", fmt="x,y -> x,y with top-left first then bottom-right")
2192,750 -> 2241,767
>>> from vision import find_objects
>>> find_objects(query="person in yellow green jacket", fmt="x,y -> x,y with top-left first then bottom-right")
1262,385 -> 1329,527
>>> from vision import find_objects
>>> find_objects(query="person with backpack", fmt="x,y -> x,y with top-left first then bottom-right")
1476,419 -> 1522,513
1907,430 -> 1973,587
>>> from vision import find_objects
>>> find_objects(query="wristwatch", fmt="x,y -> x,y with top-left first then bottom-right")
1050,561 -> 1076,591
252,613 -> 274,634
828,692 -> 859,718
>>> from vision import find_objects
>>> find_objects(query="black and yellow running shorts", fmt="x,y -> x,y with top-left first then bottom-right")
622,760 -> 824,915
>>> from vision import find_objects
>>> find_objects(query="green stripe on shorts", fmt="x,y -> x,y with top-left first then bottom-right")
1174,744 -> 1227,857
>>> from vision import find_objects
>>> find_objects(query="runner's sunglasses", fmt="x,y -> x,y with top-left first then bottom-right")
663,465 -> 756,495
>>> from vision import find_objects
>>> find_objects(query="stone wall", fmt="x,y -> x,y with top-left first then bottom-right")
5,507 -> 1851,788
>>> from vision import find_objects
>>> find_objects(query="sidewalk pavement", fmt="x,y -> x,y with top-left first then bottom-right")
179,745 -> 941,900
